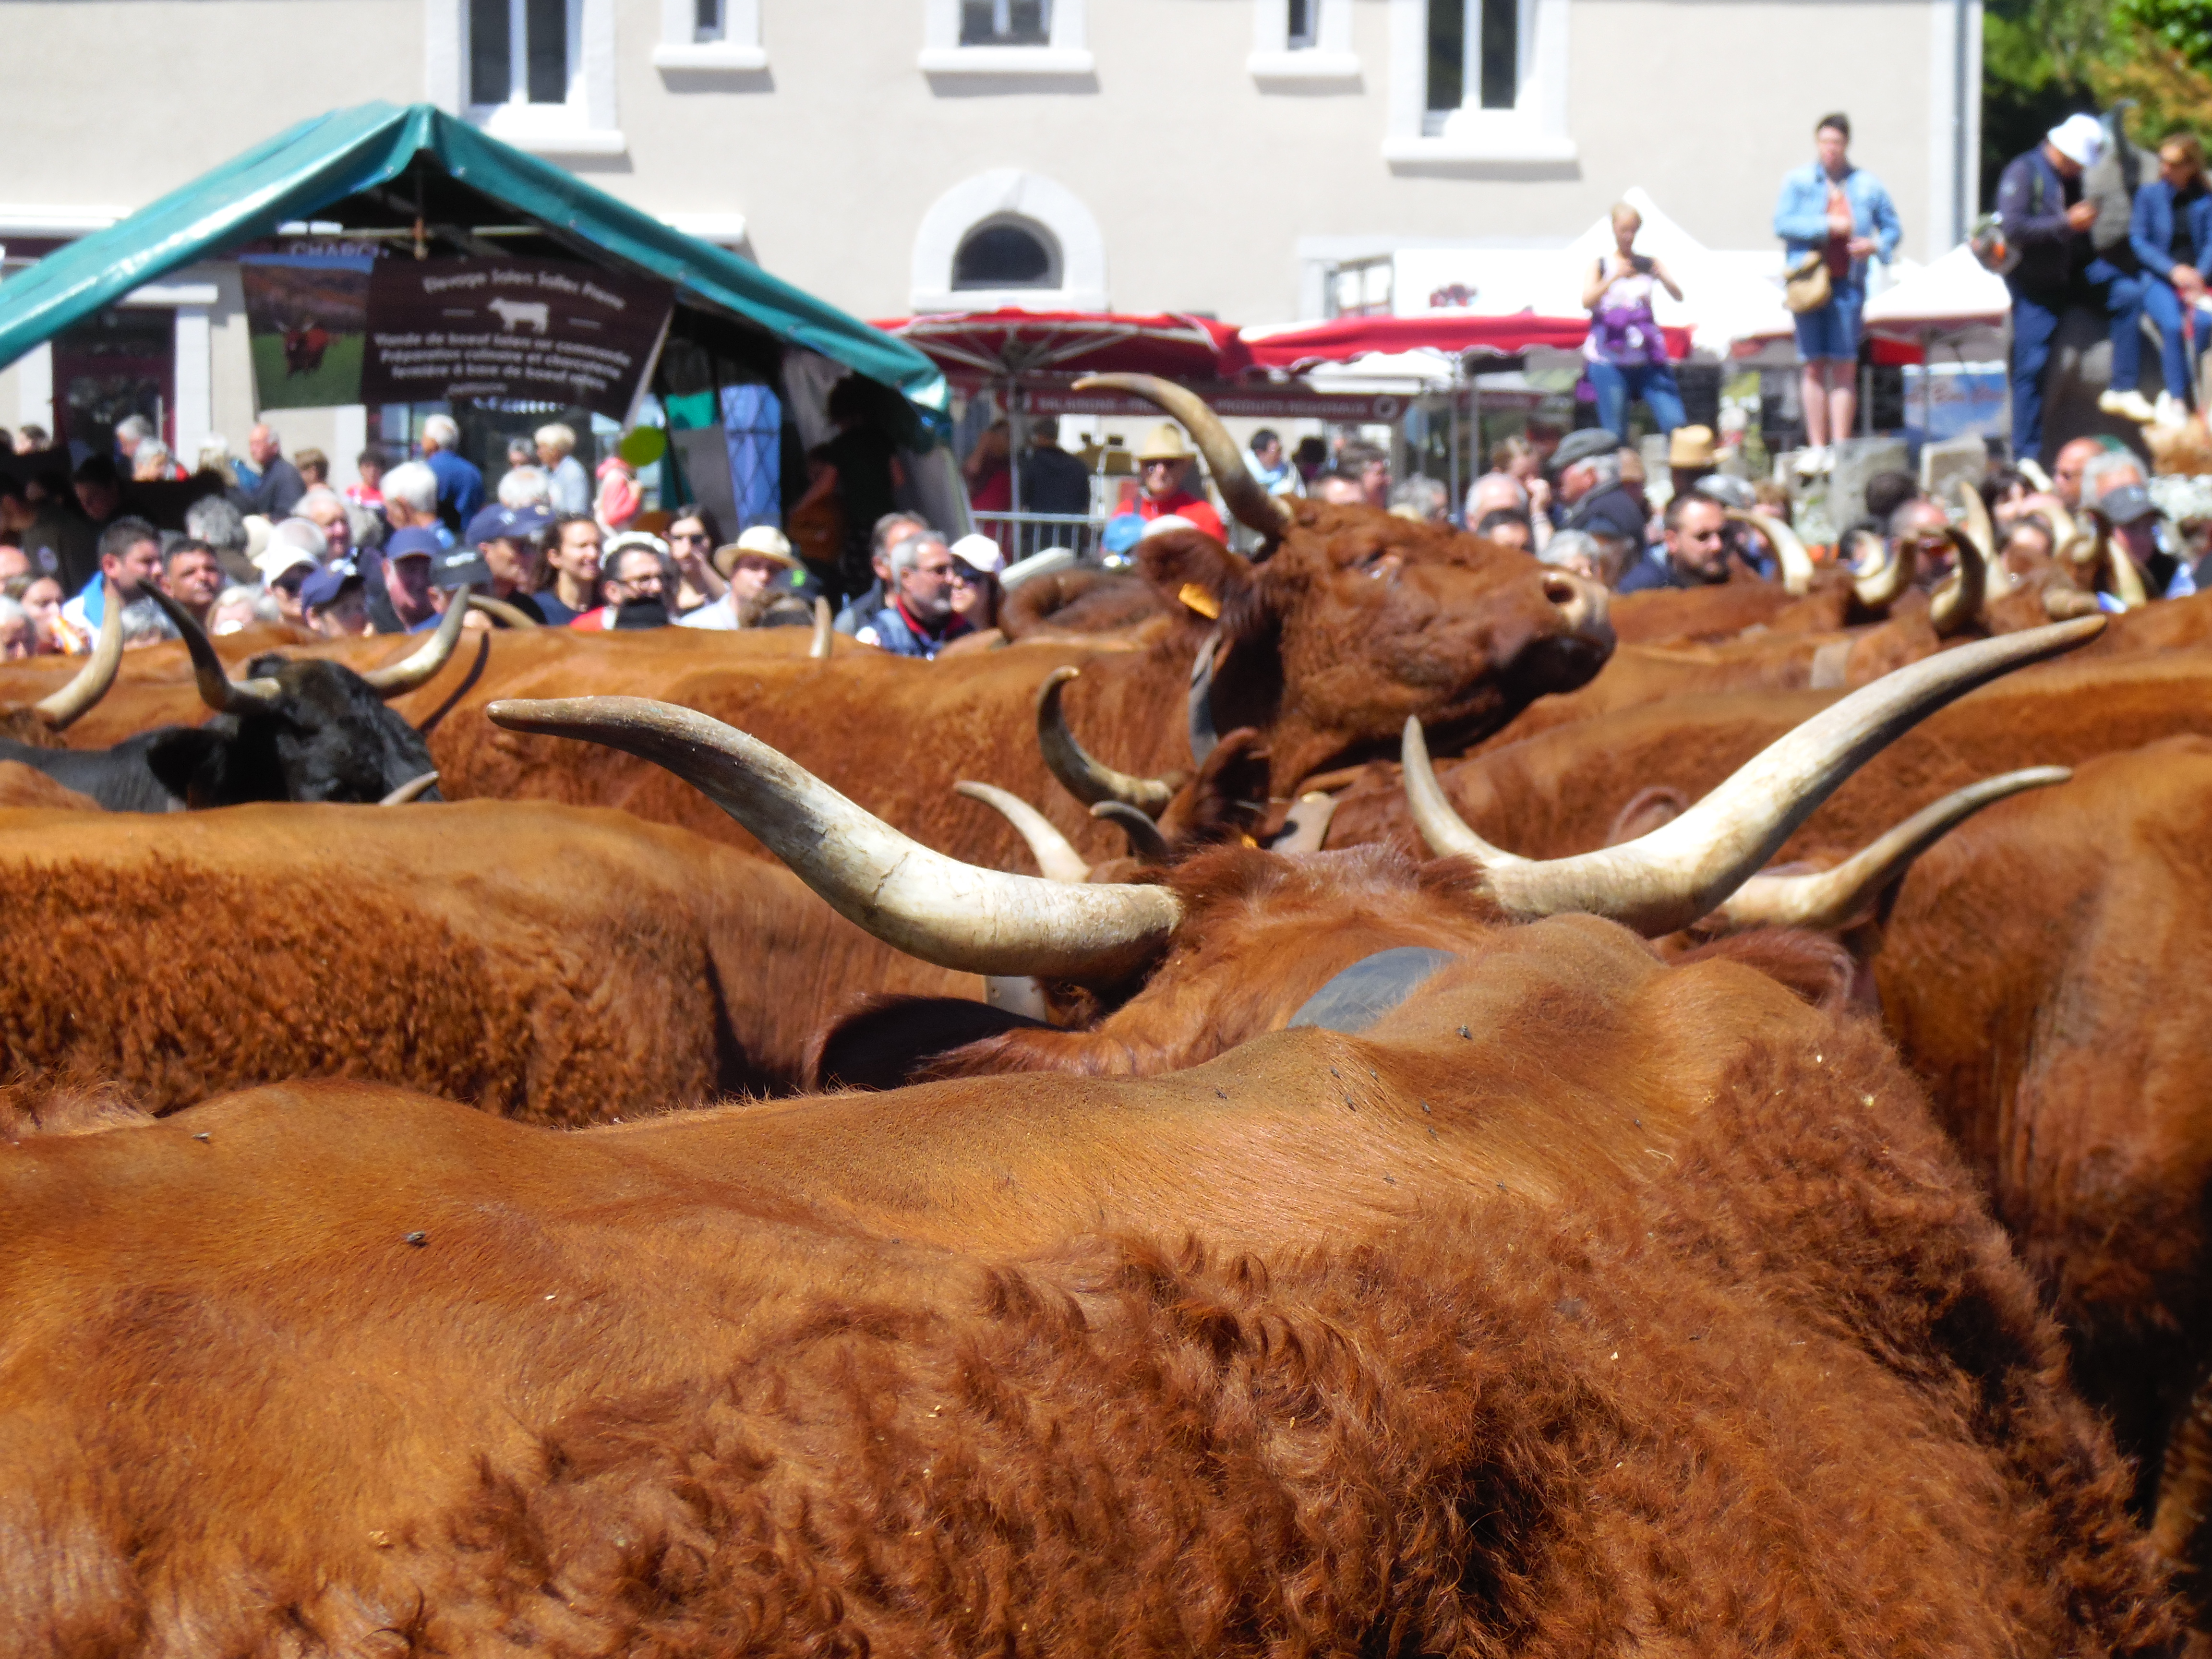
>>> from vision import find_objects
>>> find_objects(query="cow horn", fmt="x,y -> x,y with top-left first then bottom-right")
1851,529 -> 1915,609
2043,500 -> 2096,572
1035,667 -> 1178,815
32,577 -> 123,729
488,697 -> 1183,979
1927,526 -> 1986,637
359,589 -> 470,696
1401,617 -> 2105,936
1955,479 -> 2008,599
956,780 -> 1091,882
1093,799 -> 1170,863
1070,372 -> 1294,535
2103,528 -> 2150,611
809,596 -> 833,660
1710,767 -> 2071,931
144,583 -> 283,712
378,769 -> 441,806
1725,509 -> 1813,597
466,594 -> 540,629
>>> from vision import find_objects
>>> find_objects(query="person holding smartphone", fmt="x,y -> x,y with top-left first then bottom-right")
1581,203 -> 1687,442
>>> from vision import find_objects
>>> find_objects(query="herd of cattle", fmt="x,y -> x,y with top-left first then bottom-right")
7,375 -> 2212,1653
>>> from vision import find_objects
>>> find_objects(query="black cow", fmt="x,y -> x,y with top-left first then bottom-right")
0,587 -> 461,810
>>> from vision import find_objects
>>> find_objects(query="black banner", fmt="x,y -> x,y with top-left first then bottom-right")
360,258 -> 673,417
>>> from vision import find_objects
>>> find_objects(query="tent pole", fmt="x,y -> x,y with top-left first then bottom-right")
1922,329 -> 1934,454
1448,366 -> 1461,527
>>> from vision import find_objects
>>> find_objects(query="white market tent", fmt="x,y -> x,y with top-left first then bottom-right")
1862,242 -> 2011,359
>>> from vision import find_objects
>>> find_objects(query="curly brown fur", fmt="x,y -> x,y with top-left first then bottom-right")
0,956 -> 2176,1655
0,801 -> 971,1119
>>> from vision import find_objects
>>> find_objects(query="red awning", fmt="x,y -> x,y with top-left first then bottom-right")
1241,312 -> 1691,370
873,309 -> 1255,383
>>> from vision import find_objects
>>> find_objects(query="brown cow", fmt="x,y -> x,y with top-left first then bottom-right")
0,799 -> 971,1118
0,857 -> 2176,1653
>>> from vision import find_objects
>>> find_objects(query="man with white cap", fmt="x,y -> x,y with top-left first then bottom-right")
1997,113 -> 2112,462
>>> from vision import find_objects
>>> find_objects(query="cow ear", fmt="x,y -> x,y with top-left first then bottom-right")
1136,529 -> 1258,627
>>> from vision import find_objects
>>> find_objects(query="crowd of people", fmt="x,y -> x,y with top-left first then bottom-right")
0,405 -> 1029,663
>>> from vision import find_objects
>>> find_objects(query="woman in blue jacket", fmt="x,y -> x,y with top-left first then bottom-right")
2110,132 -> 2212,424
1772,113 -> 1901,474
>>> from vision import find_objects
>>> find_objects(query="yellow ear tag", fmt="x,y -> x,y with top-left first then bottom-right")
1178,582 -> 1222,620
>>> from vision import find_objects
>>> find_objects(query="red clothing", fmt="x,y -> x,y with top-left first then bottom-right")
1136,489 -> 1226,542
568,606 -> 614,630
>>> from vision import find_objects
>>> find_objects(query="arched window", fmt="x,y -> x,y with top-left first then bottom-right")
912,170 -> 1107,312
953,219 -> 1059,289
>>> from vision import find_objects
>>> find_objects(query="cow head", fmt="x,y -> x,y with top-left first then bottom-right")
143,585 -> 454,805
488,616 -> 2099,1081
1079,374 -> 1613,792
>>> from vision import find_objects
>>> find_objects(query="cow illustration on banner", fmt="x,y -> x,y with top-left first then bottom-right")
360,258 -> 674,419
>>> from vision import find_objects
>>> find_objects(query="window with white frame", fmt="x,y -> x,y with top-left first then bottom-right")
920,0 -> 1091,75
470,0 -> 574,108
962,0 -> 1049,45
1250,0 -> 1358,81
1325,257 -> 1393,318
1423,0 -> 1519,128
1382,0 -> 1571,163
653,0 -> 765,68
430,0 -> 622,153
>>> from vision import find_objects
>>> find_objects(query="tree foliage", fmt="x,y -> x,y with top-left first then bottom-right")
1983,0 -> 2212,207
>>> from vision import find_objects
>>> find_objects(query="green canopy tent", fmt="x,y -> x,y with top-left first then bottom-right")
0,100 -> 946,445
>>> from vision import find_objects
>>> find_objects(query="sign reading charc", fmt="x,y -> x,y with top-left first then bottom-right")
361,258 -> 674,417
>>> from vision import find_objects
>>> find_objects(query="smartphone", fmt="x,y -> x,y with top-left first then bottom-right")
1629,253 -> 1653,275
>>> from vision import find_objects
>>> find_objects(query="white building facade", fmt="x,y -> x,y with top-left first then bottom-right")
0,0 -> 1980,472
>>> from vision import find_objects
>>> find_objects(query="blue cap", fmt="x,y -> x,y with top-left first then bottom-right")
385,528 -> 444,562
298,562 -> 361,609
463,504 -> 553,547
1101,512 -> 1145,554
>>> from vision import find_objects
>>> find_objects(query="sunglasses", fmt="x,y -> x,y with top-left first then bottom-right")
670,529 -> 710,543
1141,458 -> 1181,471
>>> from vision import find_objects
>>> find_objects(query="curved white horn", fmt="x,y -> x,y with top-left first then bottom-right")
956,780 -> 1091,882
1035,666 -> 1178,815
32,577 -> 124,729
1071,373 -> 1294,535
1852,530 -> 1916,610
359,588 -> 470,696
1928,526 -> 1987,637
1711,768 -> 2071,931
809,596 -> 833,660
143,582 -> 282,711
2103,527 -> 2150,611
1404,618 -> 2104,935
489,697 -> 1182,980
1726,509 -> 1813,597
1955,479 -> 2008,600
378,769 -> 442,806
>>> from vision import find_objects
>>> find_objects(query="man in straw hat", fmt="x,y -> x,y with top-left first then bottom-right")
680,526 -> 813,630
1132,422 -> 1226,541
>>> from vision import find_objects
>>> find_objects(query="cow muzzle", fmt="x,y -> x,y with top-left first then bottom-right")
1540,568 -> 1611,651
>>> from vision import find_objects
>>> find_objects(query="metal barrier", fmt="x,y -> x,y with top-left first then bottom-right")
968,510 -> 1108,565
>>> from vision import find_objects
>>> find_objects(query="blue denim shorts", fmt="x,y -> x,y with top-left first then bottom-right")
1793,285 -> 1864,362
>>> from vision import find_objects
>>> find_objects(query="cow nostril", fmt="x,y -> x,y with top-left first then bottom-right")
1541,575 -> 1581,608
